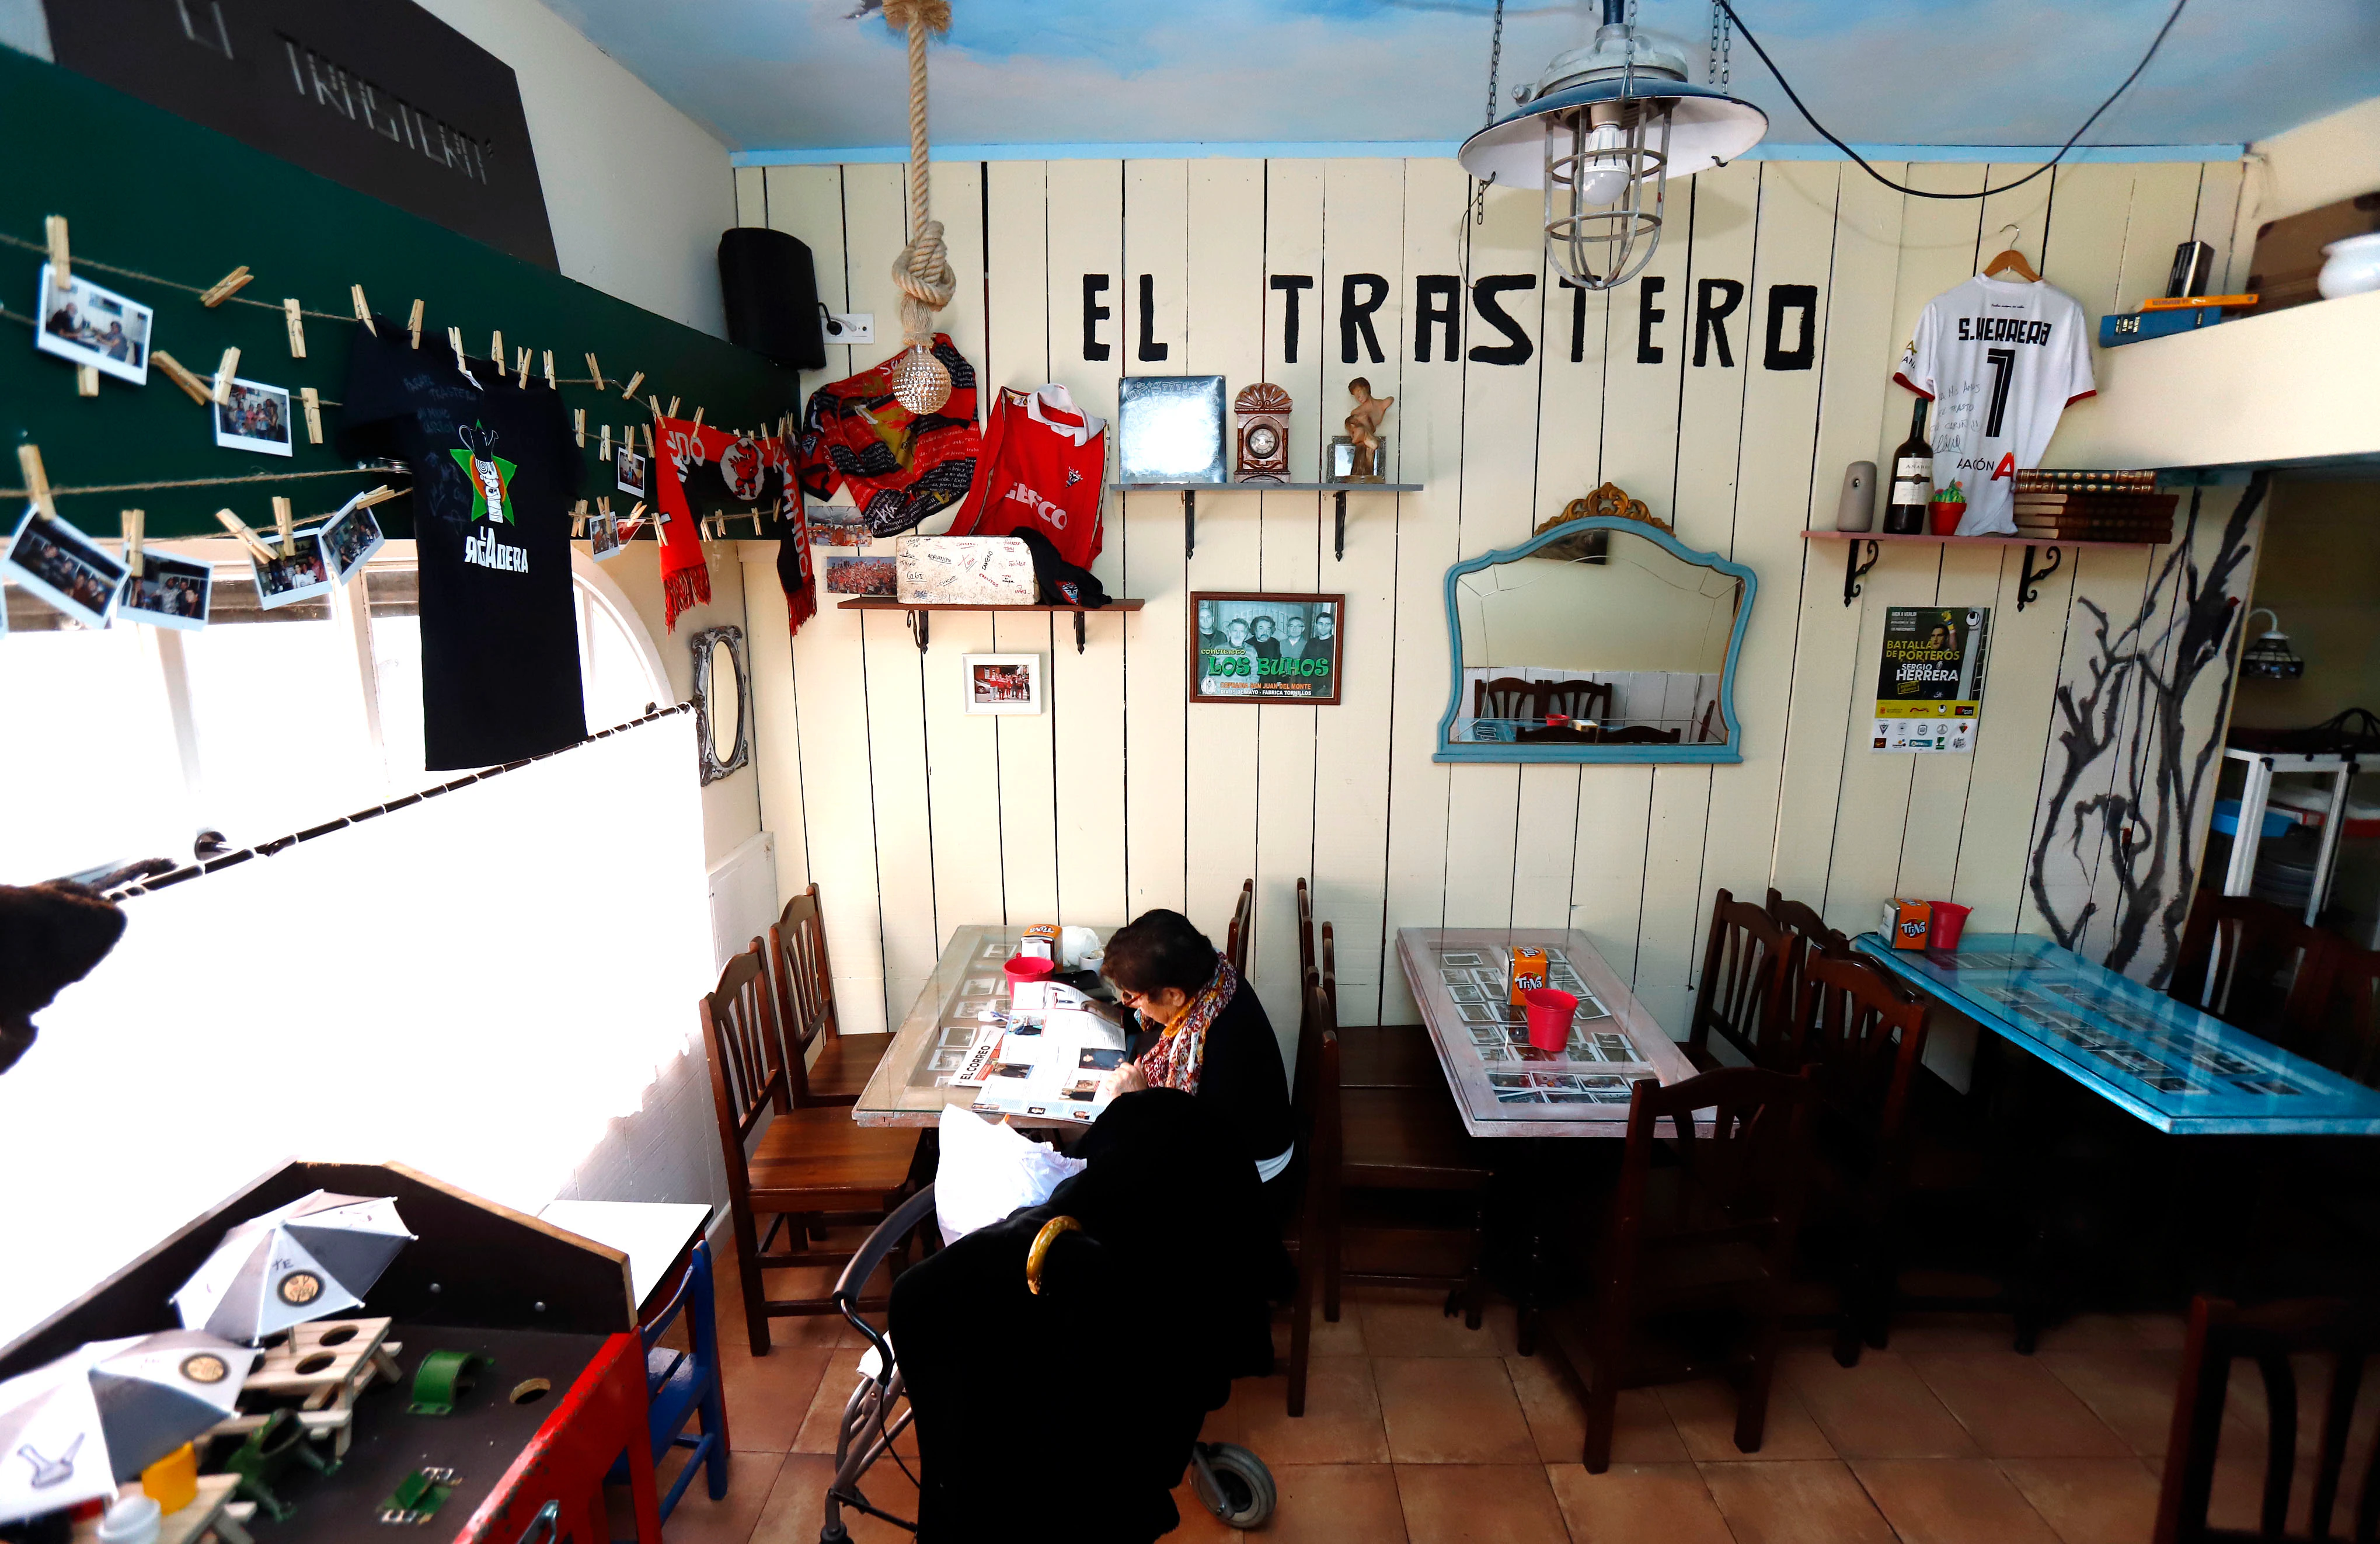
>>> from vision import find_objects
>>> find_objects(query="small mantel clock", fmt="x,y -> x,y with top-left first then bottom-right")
1233,382 -> 1292,484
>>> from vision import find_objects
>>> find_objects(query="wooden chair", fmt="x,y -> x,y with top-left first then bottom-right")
1307,959 -> 1494,1333
1283,960 -> 1329,1417
2285,939 -> 2380,1086
698,951 -> 921,1355
1324,922 -> 1439,1090
1541,1066 -> 1820,1473
1473,676 -> 1539,723
1766,888 -> 1849,1054
762,884 -> 889,1109
2170,891 -> 2337,1043
2152,1294 -> 2380,1543
1598,724 -> 1683,745
1541,678 -> 1614,724
1226,878 -> 1255,975
1686,888 -> 1796,1072
1786,952 -> 1932,1366
1698,698 -> 1722,743
1295,877 -> 1316,981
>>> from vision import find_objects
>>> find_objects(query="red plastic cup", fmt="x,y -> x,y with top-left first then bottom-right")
1928,902 -> 1973,951
1524,988 -> 1579,1053
1003,956 -> 1057,989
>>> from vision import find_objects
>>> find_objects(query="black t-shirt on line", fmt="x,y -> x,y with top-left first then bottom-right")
342,322 -> 585,770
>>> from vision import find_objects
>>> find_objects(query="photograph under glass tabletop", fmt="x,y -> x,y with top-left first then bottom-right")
1852,930 -> 2380,1136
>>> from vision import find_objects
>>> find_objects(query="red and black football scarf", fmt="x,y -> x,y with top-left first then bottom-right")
651,416 -> 795,631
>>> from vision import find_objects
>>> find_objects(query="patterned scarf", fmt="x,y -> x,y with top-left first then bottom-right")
1137,958 -> 1239,1096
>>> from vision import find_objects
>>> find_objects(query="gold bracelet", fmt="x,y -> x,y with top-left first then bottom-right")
1025,1215 -> 1082,1296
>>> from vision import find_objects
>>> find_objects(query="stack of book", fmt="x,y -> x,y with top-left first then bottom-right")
2014,471 -> 2177,543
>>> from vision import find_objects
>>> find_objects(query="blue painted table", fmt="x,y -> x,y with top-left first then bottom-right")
1851,931 -> 2380,1137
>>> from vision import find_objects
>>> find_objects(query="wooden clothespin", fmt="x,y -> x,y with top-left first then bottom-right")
490,330 -> 504,368
626,500 -> 650,536
299,386 -> 323,444
618,370 -> 644,402
584,353 -> 605,391
514,347 -> 531,387
150,350 -> 213,406
573,408 -> 586,448
600,423 -> 612,461
212,507 -> 277,562
448,326 -> 466,370
284,299 -> 307,359
352,485 -> 403,509
691,406 -> 705,431
407,299 -> 425,349
271,495 -> 297,558
351,284 -> 375,334
43,215 -> 69,286
200,267 -> 252,307
211,347 -> 240,405
571,499 -> 589,539
16,445 -> 57,520
667,395 -> 681,420
76,364 -> 98,398
121,509 -> 145,578
647,394 -> 663,423
543,350 -> 557,389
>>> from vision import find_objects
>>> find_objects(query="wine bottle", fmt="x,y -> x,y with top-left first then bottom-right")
1886,399 -> 1933,534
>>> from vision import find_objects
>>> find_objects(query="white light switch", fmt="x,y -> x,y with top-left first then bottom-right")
825,313 -> 874,344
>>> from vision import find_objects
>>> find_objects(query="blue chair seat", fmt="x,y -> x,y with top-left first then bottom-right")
607,1238 -> 729,1523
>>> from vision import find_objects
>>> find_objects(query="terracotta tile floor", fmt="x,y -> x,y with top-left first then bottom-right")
646,1238 -> 2217,1542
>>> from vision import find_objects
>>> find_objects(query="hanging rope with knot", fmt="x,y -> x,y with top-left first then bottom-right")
884,0 -> 955,414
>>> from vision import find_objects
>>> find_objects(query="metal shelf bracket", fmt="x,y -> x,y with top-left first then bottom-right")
1842,539 -> 1880,606
2017,544 -> 2063,611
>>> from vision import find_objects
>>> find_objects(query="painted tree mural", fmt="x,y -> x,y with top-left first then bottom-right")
2027,474 -> 2267,988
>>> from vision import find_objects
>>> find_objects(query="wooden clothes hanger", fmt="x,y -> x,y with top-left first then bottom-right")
1982,224 -> 2041,282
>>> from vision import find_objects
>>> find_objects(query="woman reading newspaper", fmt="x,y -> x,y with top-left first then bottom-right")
1093,910 -> 1295,1210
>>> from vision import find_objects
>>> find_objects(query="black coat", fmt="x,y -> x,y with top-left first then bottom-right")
1129,983 -> 1294,1169
889,1090 -> 1294,1543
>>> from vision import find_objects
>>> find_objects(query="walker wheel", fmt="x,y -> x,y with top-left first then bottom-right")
1197,1442 -> 1276,1529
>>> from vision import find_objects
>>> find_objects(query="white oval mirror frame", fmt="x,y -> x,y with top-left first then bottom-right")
690,625 -> 751,785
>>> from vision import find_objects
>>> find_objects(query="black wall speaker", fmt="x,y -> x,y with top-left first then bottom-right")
718,227 -> 827,372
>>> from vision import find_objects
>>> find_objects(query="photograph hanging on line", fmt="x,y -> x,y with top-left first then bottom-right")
317,496 -> 385,583
615,446 -> 648,499
588,507 -> 625,561
963,653 -> 1044,716
824,555 -> 897,596
4,504 -> 129,628
250,528 -> 335,611
118,553 -> 213,631
213,377 -> 294,457
35,263 -> 151,385
1190,591 -> 1344,706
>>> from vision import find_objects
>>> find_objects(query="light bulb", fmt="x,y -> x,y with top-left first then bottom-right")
1571,120 -> 1631,206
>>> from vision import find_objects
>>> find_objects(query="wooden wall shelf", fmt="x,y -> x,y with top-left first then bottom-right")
1109,481 -> 1424,560
835,596 -> 1145,653
1801,528 -> 2163,610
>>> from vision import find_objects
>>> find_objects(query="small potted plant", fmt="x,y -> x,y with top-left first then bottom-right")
1929,479 -> 1968,535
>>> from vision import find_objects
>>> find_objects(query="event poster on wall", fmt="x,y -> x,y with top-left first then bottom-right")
1190,591 -> 1344,705
1873,606 -> 1989,754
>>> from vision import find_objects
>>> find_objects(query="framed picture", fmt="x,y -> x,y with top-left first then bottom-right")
1190,591 -> 1343,705
963,653 -> 1044,715
825,555 -> 897,595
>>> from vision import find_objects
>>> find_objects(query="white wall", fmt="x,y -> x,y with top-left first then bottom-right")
413,0 -> 734,336
2249,94 -> 2380,225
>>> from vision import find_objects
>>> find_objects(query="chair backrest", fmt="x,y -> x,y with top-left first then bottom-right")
1766,887 -> 1849,1045
1542,678 -> 1614,723
1600,723 -> 1683,744
1605,1066 -> 1818,1312
768,883 -> 841,1058
639,1239 -> 718,1369
1475,675 -> 1539,723
2170,891 -> 2334,1040
699,951 -> 789,1188
1296,878 -> 1316,982
1226,879 -> 1255,975
2283,940 -> 2380,1087
1689,888 -> 1795,1069
1789,953 -> 1930,1167
1698,698 -> 1720,743
1321,921 -> 1339,1022
2152,1295 -> 2380,1544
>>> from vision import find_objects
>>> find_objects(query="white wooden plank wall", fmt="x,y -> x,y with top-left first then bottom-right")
736,155 -> 2253,1058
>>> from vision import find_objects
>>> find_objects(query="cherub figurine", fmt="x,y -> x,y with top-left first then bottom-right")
1344,378 -> 1394,481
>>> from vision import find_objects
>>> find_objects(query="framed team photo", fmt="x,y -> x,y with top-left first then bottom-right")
4,503 -> 129,629
35,264 -> 152,386
963,653 -> 1044,716
1189,591 -> 1343,706
119,553 -> 214,631
214,378 -> 294,457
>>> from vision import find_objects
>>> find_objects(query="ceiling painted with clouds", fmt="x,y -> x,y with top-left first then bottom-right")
541,0 -> 2380,156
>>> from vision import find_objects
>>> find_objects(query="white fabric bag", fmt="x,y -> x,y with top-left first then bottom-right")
933,1104 -> 1086,1246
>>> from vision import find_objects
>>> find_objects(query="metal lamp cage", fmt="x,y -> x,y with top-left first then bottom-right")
1544,96 -> 1674,290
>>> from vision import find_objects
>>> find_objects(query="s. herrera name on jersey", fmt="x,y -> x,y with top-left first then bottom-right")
1956,315 -> 2055,344
464,528 -> 528,572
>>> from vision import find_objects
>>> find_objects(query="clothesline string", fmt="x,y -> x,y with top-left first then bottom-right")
0,465 -> 409,500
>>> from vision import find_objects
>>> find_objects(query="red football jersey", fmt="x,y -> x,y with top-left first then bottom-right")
952,384 -> 1107,570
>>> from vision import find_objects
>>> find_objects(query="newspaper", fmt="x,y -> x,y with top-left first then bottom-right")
966,1006 -> 1131,1124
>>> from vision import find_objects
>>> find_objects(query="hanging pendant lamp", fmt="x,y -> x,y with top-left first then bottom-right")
2241,609 -> 2306,680
1458,0 -> 1767,290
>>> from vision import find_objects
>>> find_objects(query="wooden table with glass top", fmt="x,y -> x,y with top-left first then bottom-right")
1394,927 -> 1699,1137
852,923 -> 1118,1128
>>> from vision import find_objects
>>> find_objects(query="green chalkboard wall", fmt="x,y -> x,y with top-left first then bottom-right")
0,44 -> 795,541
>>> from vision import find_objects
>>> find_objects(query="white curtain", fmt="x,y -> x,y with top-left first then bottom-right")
0,713 -> 716,1347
